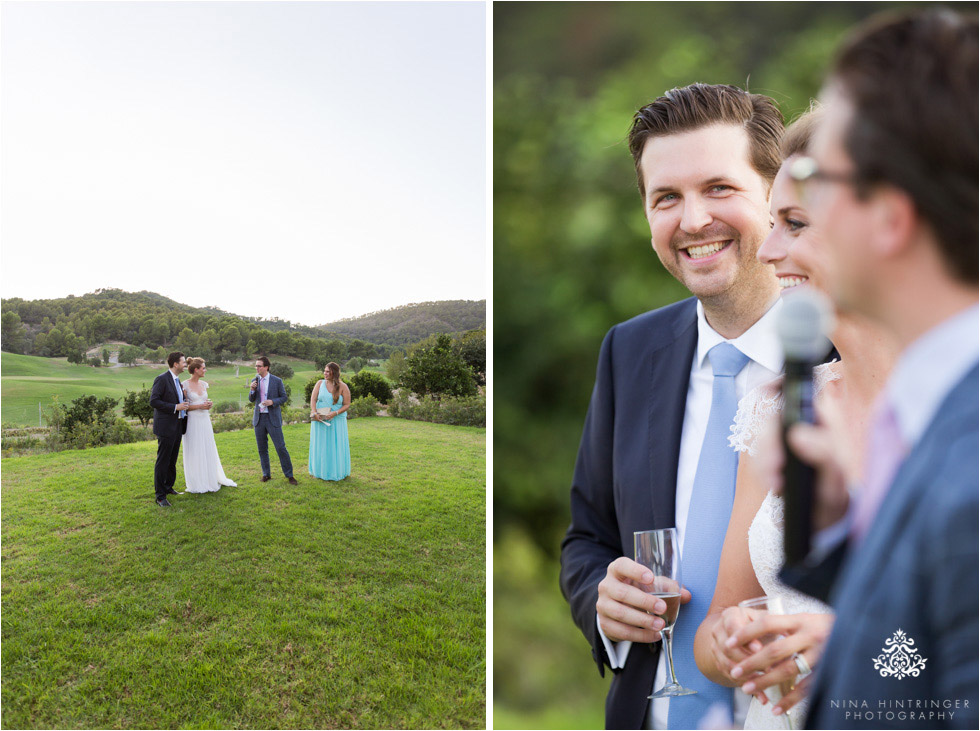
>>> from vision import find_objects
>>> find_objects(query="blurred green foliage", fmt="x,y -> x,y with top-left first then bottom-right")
492,2 -> 945,728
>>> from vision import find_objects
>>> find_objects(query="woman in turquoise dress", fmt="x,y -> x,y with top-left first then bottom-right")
308,362 -> 351,480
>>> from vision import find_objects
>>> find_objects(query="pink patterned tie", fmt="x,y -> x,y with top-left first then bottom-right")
851,399 -> 907,543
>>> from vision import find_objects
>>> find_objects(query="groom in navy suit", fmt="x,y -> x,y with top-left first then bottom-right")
559,84 -> 786,729
149,351 -> 190,507
777,9 -> 978,729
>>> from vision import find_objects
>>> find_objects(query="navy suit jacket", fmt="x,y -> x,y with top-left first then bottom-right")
783,365 -> 979,730
249,374 -> 288,427
560,298 -> 699,729
150,370 -> 189,438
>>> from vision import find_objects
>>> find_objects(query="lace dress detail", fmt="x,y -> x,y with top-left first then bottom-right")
731,363 -> 839,729
729,363 -> 841,456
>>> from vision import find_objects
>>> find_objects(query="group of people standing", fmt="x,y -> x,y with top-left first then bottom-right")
149,354 -> 352,506
561,8 -> 977,730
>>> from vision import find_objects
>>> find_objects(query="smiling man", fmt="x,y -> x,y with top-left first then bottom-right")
560,84 -> 783,729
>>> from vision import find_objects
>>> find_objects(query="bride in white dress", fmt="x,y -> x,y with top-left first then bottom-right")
691,109 -> 898,729
181,358 -> 237,493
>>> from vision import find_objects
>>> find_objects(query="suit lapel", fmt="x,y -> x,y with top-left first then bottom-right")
648,301 -> 698,529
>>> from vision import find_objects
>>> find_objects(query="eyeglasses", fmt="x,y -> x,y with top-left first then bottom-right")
789,156 -> 865,203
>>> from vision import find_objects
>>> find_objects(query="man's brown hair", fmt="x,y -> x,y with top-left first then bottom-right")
167,351 -> 184,368
256,356 -> 271,369
627,83 -> 785,197
831,8 -> 978,283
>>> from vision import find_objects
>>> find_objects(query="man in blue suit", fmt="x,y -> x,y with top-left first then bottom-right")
249,356 -> 298,485
559,84 -> 785,728
780,9 -> 978,729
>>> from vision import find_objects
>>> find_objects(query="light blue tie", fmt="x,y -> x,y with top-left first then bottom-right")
667,343 -> 750,729
174,376 -> 185,419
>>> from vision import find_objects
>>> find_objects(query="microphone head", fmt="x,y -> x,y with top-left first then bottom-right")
777,288 -> 835,362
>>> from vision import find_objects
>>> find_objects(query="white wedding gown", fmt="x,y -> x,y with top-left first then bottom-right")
729,364 -> 837,730
182,381 -> 237,493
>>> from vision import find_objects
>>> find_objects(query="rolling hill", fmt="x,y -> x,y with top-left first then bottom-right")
318,300 -> 486,347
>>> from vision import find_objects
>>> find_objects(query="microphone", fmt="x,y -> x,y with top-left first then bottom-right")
777,288 -> 834,566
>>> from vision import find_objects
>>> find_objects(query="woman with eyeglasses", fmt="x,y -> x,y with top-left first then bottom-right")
691,107 -> 900,729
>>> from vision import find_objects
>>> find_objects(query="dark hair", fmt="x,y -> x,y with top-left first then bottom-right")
186,357 -> 205,375
627,83 -> 785,197
781,104 -> 824,159
167,351 -> 185,368
831,8 -> 978,283
256,356 -> 271,368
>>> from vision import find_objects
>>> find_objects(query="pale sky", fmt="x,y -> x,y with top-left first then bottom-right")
0,0 -> 486,327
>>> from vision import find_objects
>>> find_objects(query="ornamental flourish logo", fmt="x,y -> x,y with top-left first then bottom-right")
873,629 -> 927,679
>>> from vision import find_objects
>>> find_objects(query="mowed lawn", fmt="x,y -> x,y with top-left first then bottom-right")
1,419 -> 486,729
1,352 -> 325,427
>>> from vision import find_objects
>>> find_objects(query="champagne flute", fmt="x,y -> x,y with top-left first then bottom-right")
737,596 -> 794,730
634,528 -> 696,698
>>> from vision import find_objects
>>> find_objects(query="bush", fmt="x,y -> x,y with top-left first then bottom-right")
348,370 -> 393,404
346,356 -> 365,374
270,362 -> 294,380
348,396 -> 380,418
387,390 -> 485,427
402,334 -> 477,397
123,387 -> 154,427
304,375 -> 322,405
213,401 -> 241,414
88,357 -> 102,367
211,412 -> 253,434
386,350 -> 408,384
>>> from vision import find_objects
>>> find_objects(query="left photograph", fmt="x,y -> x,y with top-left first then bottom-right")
0,1 -> 486,728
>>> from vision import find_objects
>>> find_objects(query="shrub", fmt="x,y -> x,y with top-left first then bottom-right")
123,387 -> 154,427
348,396 -> 380,418
387,390 -> 485,427
214,401 -> 241,414
88,357 -> 102,367
270,362 -> 294,380
348,370 -> 393,404
346,356 -> 365,373
304,375 -> 322,405
386,350 -> 408,384
402,334 -> 477,397
211,412 -> 253,434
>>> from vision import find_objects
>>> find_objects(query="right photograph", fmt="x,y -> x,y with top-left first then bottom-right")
493,3 -> 979,730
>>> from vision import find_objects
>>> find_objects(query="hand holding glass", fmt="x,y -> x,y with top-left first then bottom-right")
634,528 -> 696,698
738,596 -> 795,730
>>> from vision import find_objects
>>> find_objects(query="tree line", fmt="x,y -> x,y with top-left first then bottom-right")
0,289 -> 388,364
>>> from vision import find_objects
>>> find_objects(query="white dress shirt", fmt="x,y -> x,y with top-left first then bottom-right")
598,298 -> 784,729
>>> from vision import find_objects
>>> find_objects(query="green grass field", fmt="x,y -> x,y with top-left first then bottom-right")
1,352 -> 382,427
1,419 -> 485,729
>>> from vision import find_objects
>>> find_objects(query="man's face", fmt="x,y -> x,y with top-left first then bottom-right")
639,124 -> 776,308
173,356 -> 187,374
804,87 -> 877,315
255,360 -> 269,376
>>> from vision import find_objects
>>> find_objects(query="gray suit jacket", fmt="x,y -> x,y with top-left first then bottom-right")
786,365 -> 979,730
249,374 -> 288,427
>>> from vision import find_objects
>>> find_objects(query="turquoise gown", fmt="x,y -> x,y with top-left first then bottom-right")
308,381 -> 351,481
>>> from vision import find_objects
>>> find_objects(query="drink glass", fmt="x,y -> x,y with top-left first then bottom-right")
634,528 -> 696,698
738,595 -> 795,730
